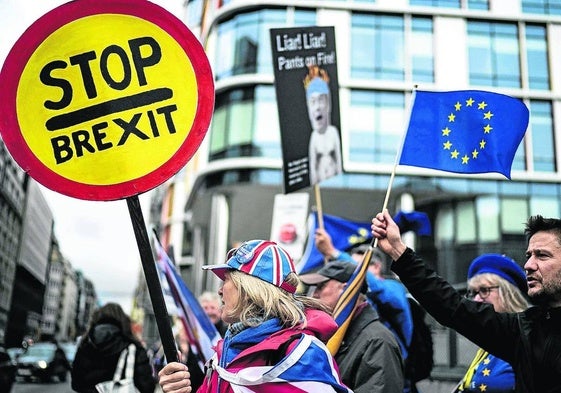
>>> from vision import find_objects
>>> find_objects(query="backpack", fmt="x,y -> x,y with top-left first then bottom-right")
405,296 -> 434,382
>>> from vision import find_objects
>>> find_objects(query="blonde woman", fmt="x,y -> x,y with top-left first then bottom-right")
158,240 -> 351,393
455,254 -> 529,392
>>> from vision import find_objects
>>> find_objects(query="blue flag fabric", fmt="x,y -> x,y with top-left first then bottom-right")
399,90 -> 529,179
297,211 -> 372,274
153,233 -> 220,366
393,210 -> 432,236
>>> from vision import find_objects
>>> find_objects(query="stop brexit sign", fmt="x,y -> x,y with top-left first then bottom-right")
0,0 -> 214,200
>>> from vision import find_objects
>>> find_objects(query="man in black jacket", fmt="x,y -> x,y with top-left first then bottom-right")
371,211 -> 561,393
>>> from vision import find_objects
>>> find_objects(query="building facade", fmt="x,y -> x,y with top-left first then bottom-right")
0,140 -> 27,345
148,0 -> 561,380
0,139 -> 98,346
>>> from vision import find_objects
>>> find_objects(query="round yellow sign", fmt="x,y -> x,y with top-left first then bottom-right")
0,0 -> 214,200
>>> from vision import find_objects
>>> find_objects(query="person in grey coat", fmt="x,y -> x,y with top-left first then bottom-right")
300,260 -> 404,393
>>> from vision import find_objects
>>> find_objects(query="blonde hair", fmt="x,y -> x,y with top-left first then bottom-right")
468,273 -> 529,313
224,271 -> 328,329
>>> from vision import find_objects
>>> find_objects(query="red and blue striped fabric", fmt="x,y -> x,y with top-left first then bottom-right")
204,240 -> 298,294
207,335 -> 352,393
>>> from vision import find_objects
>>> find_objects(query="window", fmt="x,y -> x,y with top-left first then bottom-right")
351,14 -> 433,83
501,199 -> 528,234
476,196 -> 500,242
215,9 -> 315,80
468,21 -> 521,88
186,0 -> 203,28
529,100 -> 555,172
411,17 -> 434,82
530,196 -> 559,218
410,0 -> 488,8
210,89 -> 255,158
351,14 -> 405,80
348,90 -> 405,164
511,131 -> 527,172
253,86 -> 281,158
209,86 -> 281,160
456,201 -> 476,243
410,0 -> 460,8
467,0 -> 489,10
525,24 -> 549,90
522,0 -> 561,15
436,205 -> 454,243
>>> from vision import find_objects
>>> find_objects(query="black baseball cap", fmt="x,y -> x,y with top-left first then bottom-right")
299,261 -> 356,285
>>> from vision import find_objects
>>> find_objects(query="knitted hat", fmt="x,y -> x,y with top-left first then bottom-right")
467,253 -> 527,292
202,240 -> 297,293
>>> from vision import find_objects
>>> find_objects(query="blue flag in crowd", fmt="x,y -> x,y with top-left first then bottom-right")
153,233 -> 220,365
399,90 -> 529,179
297,211 -> 372,274
393,210 -> 432,236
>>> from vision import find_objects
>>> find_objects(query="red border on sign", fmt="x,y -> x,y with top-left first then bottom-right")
0,0 -> 214,201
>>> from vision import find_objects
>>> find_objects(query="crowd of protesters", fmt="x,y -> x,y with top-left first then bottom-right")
69,213 -> 561,393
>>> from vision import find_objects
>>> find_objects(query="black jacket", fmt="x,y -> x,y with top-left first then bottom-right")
392,248 -> 561,393
71,323 -> 155,393
335,302 -> 404,393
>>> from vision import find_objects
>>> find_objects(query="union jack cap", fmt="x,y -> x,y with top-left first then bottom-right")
202,240 -> 297,293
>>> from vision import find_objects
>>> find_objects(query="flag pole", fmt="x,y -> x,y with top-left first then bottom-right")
327,88 -> 418,355
372,87 -> 418,247
314,183 -> 330,264
314,183 -> 324,230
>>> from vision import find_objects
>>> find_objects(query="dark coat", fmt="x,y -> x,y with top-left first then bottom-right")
71,323 -> 155,393
392,248 -> 561,393
335,302 -> 404,393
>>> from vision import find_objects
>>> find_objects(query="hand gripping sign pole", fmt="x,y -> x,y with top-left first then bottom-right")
0,0 -> 214,364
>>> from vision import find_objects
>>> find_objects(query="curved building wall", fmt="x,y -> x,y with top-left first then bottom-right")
150,0 -> 561,380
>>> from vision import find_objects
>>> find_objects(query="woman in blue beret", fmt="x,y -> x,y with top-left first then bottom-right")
454,254 -> 529,393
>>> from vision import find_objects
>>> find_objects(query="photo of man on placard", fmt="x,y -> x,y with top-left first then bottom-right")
303,65 -> 342,185
269,26 -> 342,194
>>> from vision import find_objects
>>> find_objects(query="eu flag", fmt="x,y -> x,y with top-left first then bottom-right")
399,90 -> 529,179
297,211 -> 372,274
393,210 -> 432,236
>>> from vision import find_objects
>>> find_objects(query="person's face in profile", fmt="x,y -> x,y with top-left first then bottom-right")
218,271 -> 240,324
311,278 -> 345,312
307,92 -> 330,133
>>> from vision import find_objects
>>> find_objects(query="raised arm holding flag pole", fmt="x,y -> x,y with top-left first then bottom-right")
366,91 -> 561,393
325,88 -> 529,357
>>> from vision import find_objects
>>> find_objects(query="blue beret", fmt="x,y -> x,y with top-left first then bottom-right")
467,253 -> 527,293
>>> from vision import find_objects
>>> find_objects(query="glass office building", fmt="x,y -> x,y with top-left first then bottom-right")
151,0 -> 561,377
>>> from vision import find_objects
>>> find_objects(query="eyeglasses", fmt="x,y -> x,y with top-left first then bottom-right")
465,286 -> 499,300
